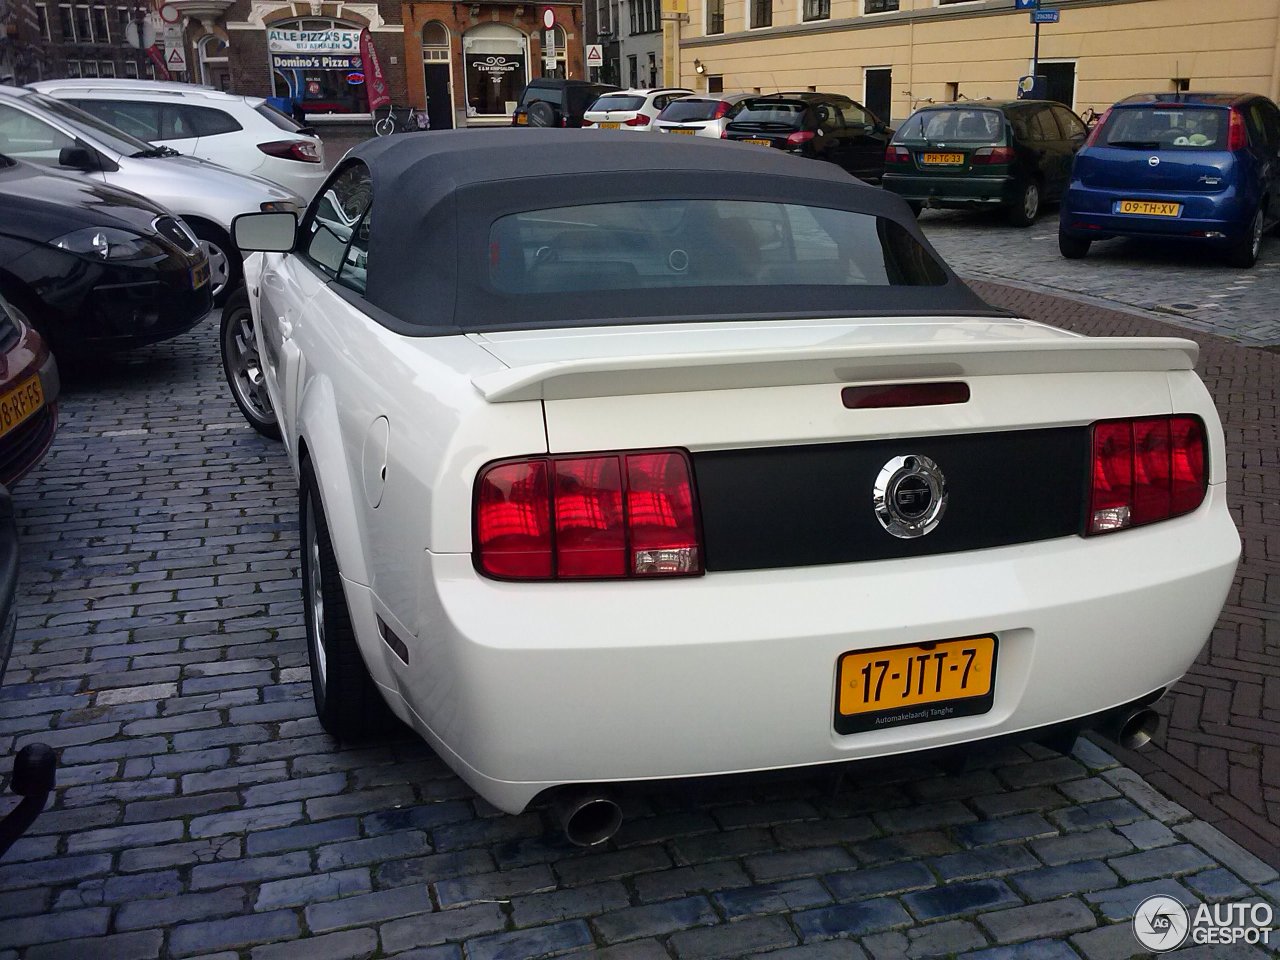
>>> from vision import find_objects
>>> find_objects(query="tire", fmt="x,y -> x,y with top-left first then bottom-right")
1007,180 -> 1042,227
300,462 -> 394,740
219,284 -> 282,440
188,220 -> 240,305
1226,208 -> 1264,269
1058,231 -> 1091,259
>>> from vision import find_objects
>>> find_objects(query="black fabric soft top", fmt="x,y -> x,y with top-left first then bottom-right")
343,129 -> 1003,333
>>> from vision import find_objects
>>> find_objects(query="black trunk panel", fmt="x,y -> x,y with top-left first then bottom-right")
693,428 -> 1090,571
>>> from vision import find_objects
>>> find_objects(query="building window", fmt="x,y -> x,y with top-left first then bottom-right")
65,59 -> 80,76
750,0 -> 771,28
628,54 -> 637,86
80,59 -> 98,76
35,4 -> 50,39
268,18 -> 373,116
92,4 -> 109,41
647,52 -> 656,87
630,0 -> 658,35
74,5 -> 92,41
802,0 -> 828,20
462,22 -> 528,117
707,74 -> 723,93
864,0 -> 898,10
99,60 -> 116,76
124,59 -> 138,77
57,4 -> 73,40
705,0 -> 723,34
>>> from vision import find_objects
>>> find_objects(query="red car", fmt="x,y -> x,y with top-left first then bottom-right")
0,293 -> 58,486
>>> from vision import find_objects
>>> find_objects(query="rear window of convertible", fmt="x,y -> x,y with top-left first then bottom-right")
487,199 -> 947,294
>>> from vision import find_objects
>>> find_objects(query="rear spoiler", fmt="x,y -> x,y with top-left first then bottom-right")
472,336 -> 1199,403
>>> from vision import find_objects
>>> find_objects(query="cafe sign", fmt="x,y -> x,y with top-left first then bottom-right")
267,28 -> 362,54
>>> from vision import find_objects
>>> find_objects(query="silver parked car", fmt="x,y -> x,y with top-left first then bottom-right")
0,86 -> 303,301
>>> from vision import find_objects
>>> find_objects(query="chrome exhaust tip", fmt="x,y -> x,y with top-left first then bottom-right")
552,789 -> 623,848
1116,707 -> 1160,750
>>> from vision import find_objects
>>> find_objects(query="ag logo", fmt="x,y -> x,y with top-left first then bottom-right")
1133,895 -> 1190,951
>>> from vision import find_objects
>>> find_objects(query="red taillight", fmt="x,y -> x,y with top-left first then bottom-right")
720,128 -> 729,139
257,139 -> 322,163
884,145 -> 911,165
1228,108 -> 1247,151
971,145 -> 1014,165
475,449 -> 703,580
1087,415 -> 1206,535
712,101 -> 731,120
786,130 -> 815,147
625,114 -> 651,127
581,119 -> 594,127
1083,109 -> 1110,147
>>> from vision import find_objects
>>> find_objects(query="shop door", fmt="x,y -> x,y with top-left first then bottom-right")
1041,62 -> 1075,108
425,63 -> 452,129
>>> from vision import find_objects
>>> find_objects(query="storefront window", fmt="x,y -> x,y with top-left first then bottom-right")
267,18 -> 370,116
463,23 -> 527,118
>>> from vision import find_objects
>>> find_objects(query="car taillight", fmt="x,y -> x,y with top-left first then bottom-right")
257,140 -> 322,163
625,114 -> 651,127
885,145 -> 911,165
720,128 -> 729,139
474,449 -> 703,580
581,119 -> 594,127
1083,109 -> 1110,147
1228,108 -> 1247,151
712,101 -> 732,120
971,146 -> 1014,165
786,130 -> 814,146
1087,415 -> 1206,535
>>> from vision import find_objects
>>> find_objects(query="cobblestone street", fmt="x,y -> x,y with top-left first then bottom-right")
0,280 -> 1277,958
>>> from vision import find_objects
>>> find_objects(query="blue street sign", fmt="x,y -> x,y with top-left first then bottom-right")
1013,0 -> 1038,8
1031,8 -> 1060,22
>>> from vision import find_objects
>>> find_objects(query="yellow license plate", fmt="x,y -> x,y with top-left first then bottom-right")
599,122 -> 620,129
921,152 -> 965,165
835,635 -> 997,734
0,375 -> 44,440
192,260 -> 210,290
516,114 -> 528,125
1117,200 -> 1182,217
670,129 -> 696,135
744,138 -> 772,146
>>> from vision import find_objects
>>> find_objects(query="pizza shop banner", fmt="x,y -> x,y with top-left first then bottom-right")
267,28 -> 362,53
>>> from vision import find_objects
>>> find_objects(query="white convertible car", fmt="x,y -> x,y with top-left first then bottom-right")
229,131 -> 1239,846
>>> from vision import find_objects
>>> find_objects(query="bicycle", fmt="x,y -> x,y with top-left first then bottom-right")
1080,106 -> 1104,129
374,105 -> 429,136
374,104 -> 397,136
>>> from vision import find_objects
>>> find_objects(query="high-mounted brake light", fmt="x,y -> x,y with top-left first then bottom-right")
475,449 -> 703,580
257,140 -> 322,163
1087,415 -> 1206,535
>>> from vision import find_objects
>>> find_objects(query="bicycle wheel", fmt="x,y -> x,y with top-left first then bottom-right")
374,115 -> 395,136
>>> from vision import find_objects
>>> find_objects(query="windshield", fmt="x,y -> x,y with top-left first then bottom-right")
1100,106 -> 1228,149
660,99 -> 721,122
489,198 -> 946,297
21,91 -> 154,155
590,95 -> 645,112
256,102 -> 305,132
897,108 -> 1004,143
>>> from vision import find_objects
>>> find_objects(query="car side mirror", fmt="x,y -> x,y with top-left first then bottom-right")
58,143 -> 101,171
233,212 -> 298,253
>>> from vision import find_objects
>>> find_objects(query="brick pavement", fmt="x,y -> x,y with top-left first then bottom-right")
0,290 -> 1276,958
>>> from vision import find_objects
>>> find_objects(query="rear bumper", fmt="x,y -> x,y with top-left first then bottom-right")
1061,182 -> 1253,242
0,324 -> 59,488
883,173 -> 1015,207
363,486 -> 1239,812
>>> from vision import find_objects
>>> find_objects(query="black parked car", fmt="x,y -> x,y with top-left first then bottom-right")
722,92 -> 893,183
512,79 -> 621,128
883,100 -> 1088,226
0,154 -> 212,356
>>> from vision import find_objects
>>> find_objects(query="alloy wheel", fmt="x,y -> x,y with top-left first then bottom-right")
305,502 -> 328,687
1023,183 -> 1040,222
200,240 -> 231,300
225,309 -> 274,424
1250,210 -> 1264,260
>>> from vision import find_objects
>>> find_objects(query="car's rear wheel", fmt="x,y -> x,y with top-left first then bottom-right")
220,285 -> 281,440
1007,180 -> 1041,227
300,463 -> 394,739
188,220 -> 240,305
1226,208 -> 1264,269
1058,231 -> 1091,259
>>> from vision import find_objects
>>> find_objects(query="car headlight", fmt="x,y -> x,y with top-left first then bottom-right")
260,200 -> 303,214
52,227 -> 168,261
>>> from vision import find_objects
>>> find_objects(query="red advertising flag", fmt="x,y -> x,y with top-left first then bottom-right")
145,44 -> 171,81
359,28 -> 391,111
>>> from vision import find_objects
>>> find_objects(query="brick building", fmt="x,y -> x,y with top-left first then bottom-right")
1,0 -> 150,84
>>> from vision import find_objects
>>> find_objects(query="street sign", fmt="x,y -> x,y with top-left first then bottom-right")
1013,0 -> 1037,8
585,44 -> 603,69
541,7 -> 556,30
158,2 -> 180,24
123,19 -> 156,48
164,42 -> 187,72
1031,8 -> 1059,23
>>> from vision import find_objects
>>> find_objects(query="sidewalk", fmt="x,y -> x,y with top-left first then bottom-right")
971,279 -> 1280,868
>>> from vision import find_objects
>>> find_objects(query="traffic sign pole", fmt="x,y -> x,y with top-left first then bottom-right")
1031,0 -> 1040,83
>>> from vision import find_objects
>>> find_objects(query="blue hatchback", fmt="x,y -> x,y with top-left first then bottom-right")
1060,92 -> 1280,267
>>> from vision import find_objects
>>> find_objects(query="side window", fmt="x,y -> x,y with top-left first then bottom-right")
841,102 -> 870,127
71,98 -> 161,139
1007,110 -> 1031,142
1052,105 -> 1086,139
1263,101 -> 1280,153
158,105 -> 198,140
0,103 -> 75,165
302,162 -> 372,278
1029,108 -> 1058,141
338,209 -> 370,295
184,105 -> 243,137
815,103 -> 843,133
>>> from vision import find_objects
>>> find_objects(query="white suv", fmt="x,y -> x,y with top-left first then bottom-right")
583,88 -> 693,131
28,79 -> 326,199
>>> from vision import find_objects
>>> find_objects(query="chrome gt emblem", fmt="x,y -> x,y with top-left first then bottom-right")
873,454 -> 948,539
1148,156 -> 1160,167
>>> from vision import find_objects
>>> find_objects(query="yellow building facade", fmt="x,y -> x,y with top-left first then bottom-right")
677,0 -> 1280,123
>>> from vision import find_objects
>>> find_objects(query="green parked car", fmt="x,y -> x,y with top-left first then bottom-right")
882,100 -> 1088,226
